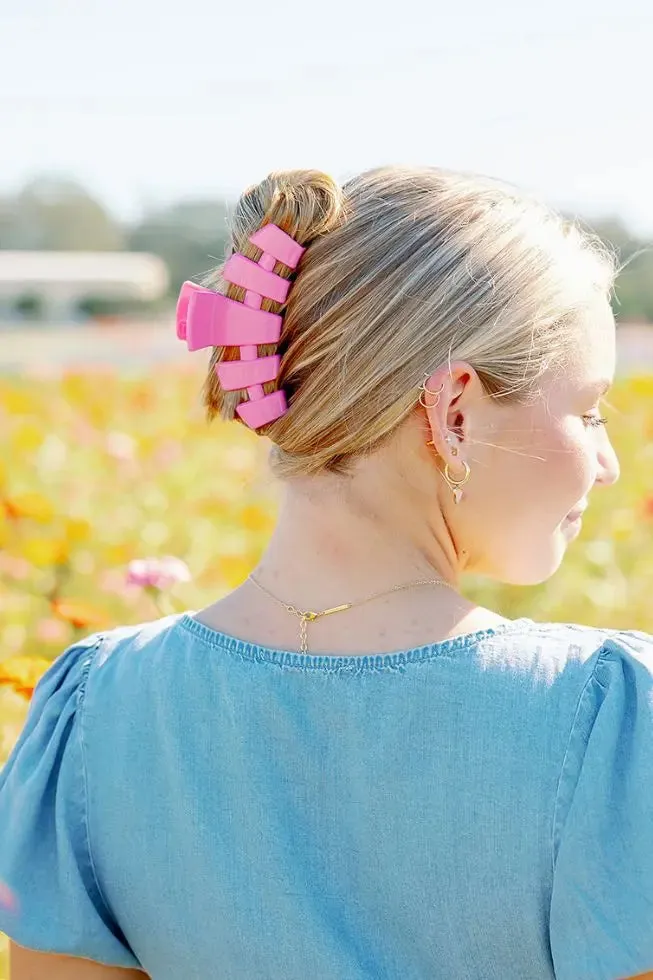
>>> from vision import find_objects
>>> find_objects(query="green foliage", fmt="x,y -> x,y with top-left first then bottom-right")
0,177 -> 124,251
579,215 -> 653,322
127,199 -> 231,293
12,293 -> 44,320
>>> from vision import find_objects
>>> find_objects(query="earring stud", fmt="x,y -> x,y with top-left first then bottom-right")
427,434 -> 459,456
445,434 -> 459,456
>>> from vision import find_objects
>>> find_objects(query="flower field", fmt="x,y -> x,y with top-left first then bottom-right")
2,365 -> 653,973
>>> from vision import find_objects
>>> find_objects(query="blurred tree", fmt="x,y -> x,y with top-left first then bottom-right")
13,293 -> 44,320
127,199 -> 231,294
76,295 -> 151,319
0,177 -> 124,251
578,216 -> 653,323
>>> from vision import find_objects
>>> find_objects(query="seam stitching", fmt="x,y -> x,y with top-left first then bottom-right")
178,611 -> 541,672
550,647 -> 611,877
76,633 -> 117,924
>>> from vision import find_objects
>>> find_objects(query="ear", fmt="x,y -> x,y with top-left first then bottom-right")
420,361 -> 486,466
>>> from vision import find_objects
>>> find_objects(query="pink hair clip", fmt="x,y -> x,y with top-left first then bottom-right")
175,223 -> 305,430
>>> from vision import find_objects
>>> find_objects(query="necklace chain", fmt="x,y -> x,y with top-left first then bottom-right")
248,574 -> 458,654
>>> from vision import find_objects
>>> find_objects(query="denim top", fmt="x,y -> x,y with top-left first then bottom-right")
1,612 -> 652,980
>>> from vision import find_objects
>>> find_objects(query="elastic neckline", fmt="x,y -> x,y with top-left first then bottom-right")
177,611 -> 536,672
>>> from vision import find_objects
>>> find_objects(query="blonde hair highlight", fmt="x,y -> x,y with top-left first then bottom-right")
202,166 -> 617,479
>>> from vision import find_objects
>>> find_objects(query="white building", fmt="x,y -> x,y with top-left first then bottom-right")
0,251 -> 169,321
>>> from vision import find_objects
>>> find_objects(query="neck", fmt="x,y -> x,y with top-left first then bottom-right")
252,465 -> 463,610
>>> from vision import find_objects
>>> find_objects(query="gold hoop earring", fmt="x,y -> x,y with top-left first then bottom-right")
442,461 -> 471,504
418,378 -> 445,409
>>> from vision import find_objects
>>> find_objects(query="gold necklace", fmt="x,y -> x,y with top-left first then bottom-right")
247,574 -> 458,654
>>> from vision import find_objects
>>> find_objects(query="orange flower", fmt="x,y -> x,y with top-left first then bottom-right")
51,599 -> 108,629
0,656 -> 52,700
14,684 -> 36,699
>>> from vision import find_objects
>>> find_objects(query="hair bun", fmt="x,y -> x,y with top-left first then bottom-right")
231,169 -> 346,253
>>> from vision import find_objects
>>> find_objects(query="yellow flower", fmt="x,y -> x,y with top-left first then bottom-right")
240,504 -> 274,533
5,492 -> 54,523
11,422 -> 44,453
0,387 -> 33,414
216,555 -> 254,589
22,537 -> 68,567
60,372 -> 88,404
64,518 -> 92,543
103,543 -> 133,565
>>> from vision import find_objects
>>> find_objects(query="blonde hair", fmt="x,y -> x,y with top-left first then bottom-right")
202,166 -> 616,479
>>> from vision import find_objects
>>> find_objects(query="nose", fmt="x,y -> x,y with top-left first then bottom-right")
595,433 -> 620,487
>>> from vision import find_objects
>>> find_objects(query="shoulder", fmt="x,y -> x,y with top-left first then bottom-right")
513,620 -> 653,774
501,618 -> 653,671
81,611 -> 189,688
93,611 -> 188,656
13,613 -> 192,733
478,619 -> 653,721
545,627 -> 653,976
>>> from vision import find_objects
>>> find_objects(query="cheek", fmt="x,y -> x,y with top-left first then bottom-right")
480,408 -> 592,517
528,414 -> 594,508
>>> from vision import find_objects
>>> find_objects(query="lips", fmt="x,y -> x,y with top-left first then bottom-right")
565,507 -> 587,523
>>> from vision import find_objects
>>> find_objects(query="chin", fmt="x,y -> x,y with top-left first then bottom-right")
482,541 -> 567,587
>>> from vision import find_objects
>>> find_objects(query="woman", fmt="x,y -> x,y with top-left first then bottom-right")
1,167 -> 652,980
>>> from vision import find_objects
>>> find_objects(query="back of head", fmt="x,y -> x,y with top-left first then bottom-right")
202,165 -> 616,479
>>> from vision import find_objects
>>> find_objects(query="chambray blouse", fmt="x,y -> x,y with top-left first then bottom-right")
1,612 -> 652,980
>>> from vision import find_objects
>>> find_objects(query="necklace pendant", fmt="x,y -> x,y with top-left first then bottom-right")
453,488 -> 463,504
321,603 -> 352,616
303,611 -> 319,622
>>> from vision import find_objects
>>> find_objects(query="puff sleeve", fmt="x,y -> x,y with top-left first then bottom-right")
0,635 -> 142,969
549,632 -> 653,980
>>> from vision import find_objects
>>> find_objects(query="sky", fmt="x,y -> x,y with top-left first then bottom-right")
2,0 -> 652,233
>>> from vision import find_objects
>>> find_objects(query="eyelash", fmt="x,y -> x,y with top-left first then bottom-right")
582,415 -> 608,428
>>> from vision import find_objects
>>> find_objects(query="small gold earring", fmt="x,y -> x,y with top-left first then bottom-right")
442,461 -> 471,504
418,377 -> 445,409
427,435 -> 459,455
445,434 -> 459,456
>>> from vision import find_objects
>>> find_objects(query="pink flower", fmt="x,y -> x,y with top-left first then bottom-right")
154,439 -> 183,467
36,618 -> 70,644
0,555 -> 31,580
126,556 -> 191,591
105,431 -> 137,461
